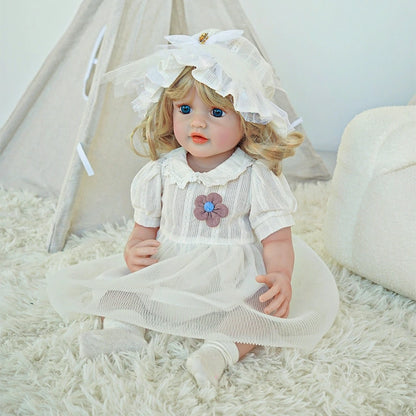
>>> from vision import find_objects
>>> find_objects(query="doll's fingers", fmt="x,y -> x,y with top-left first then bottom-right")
276,300 -> 290,318
133,240 -> 160,250
271,299 -> 290,318
137,257 -> 158,266
258,284 -> 280,303
263,293 -> 285,314
135,240 -> 160,249
134,246 -> 159,257
142,239 -> 160,247
264,298 -> 289,317
256,274 -> 273,288
131,257 -> 158,270
256,274 -> 266,282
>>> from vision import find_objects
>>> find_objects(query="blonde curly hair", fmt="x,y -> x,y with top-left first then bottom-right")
131,67 -> 303,175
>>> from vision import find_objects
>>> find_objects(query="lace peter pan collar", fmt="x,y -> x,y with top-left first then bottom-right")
162,147 -> 254,188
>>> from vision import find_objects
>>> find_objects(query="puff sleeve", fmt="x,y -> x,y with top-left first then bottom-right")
130,160 -> 162,228
249,161 -> 297,241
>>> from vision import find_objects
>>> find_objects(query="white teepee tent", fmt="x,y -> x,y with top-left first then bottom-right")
0,0 -> 330,252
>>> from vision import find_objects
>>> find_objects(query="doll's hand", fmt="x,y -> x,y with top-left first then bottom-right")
124,239 -> 160,272
256,272 -> 292,318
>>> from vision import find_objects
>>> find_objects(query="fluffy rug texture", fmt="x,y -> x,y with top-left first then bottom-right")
1,182 -> 415,415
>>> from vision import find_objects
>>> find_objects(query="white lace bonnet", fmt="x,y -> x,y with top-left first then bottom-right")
104,29 -> 292,136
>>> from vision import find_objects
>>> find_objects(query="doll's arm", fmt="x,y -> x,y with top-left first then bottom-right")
256,226 -> 294,318
124,222 -> 160,272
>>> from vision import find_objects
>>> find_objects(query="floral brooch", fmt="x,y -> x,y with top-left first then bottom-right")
194,193 -> 228,227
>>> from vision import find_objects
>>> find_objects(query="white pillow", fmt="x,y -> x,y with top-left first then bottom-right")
324,106 -> 416,300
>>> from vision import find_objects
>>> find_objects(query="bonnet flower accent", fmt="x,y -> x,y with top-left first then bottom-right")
194,193 -> 228,227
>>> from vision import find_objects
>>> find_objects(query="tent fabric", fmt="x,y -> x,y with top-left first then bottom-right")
0,0 -> 330,252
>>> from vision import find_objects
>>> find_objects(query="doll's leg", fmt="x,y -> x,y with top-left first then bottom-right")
236,342 -> 255,359
79,318 -> 147,359
186,340 -> 240,387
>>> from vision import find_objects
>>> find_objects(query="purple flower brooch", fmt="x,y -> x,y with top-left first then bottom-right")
194,193 -> 228,227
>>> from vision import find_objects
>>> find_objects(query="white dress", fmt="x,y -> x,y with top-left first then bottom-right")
48,148 -> 339,351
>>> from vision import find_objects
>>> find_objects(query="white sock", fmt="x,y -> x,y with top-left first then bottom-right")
186,340 -> 240,387
79,319 -> 147,359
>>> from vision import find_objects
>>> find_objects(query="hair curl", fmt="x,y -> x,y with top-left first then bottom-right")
131,66 -> 303,175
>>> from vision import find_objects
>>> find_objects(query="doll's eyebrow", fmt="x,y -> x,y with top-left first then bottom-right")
173,102 -> 190,107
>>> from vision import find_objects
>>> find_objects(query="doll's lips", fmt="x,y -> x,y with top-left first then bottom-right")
191,133 -> 208,144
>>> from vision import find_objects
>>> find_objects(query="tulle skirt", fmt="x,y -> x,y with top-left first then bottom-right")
47,235 -> 339,351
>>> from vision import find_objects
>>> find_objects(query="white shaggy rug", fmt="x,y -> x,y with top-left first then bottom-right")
1,182 -> 415,415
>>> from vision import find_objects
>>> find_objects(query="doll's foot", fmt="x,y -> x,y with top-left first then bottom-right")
79,326 -> 147,359
186,341 -> 239,387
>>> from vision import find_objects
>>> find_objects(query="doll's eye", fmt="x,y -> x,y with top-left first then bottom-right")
211,108 -> 224,118
179,105 -> 191,114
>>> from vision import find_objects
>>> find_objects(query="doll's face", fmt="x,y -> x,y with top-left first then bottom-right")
172,86 -> 243,171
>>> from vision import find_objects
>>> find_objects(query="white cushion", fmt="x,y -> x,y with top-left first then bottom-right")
324,106 -> 416,300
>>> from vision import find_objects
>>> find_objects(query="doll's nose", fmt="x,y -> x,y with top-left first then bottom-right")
191,116 -> 206,128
